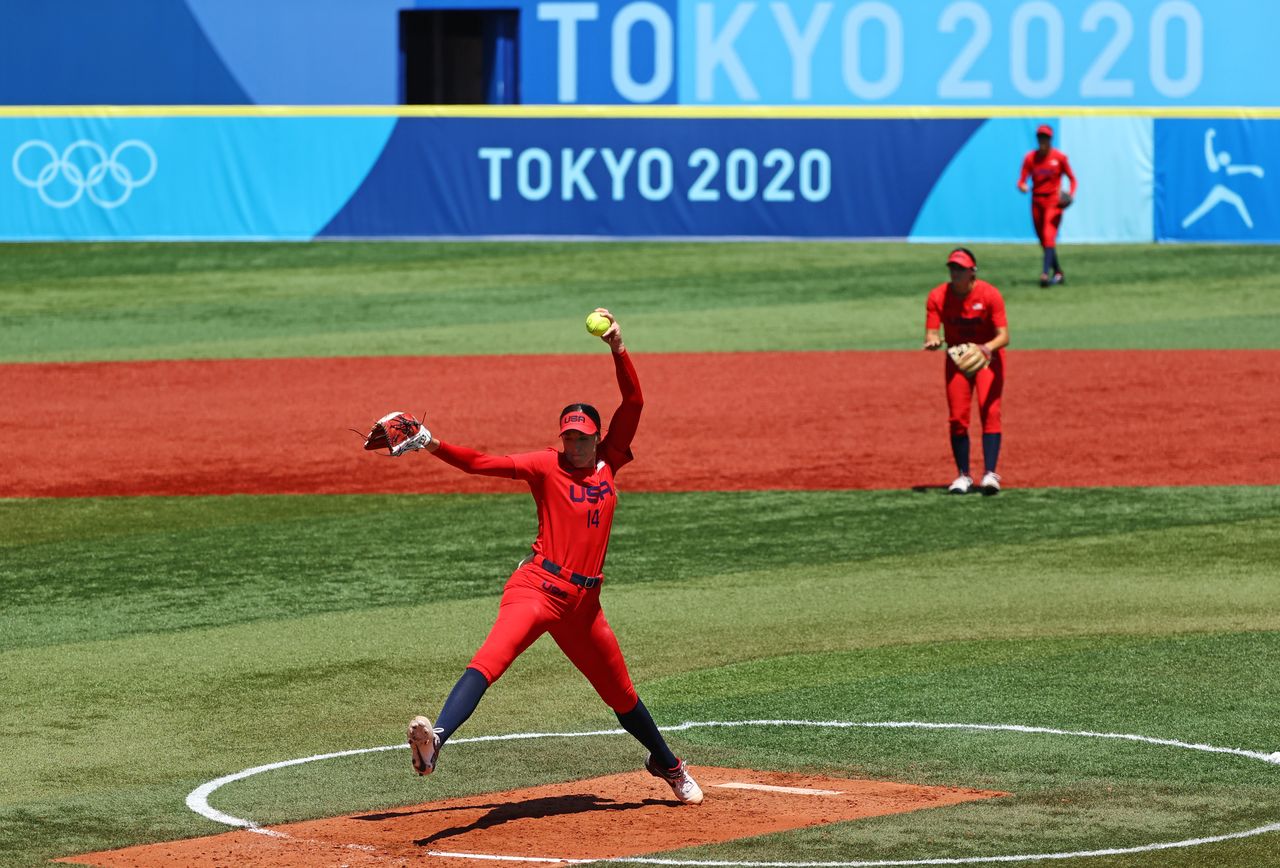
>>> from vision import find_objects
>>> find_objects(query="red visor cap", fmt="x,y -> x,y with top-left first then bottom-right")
559,411 -> 599,436
1036,124 -> 1054,137
947,249 -> 976,269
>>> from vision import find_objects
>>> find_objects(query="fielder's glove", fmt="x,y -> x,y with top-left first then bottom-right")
1059,190 -> 1073,208
363,411 -> 431,456
947,342 -> 991,377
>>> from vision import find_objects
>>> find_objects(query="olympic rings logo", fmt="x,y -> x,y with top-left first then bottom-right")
12,139 -> 157,209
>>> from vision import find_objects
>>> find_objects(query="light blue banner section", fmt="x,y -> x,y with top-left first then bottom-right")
2,117 -> 395,239
1057,115 -> 1152,243
677,0 -> 1267,106
183,0 -> 404,105
910,118 -> 1045,243
911,115 -> 1152,243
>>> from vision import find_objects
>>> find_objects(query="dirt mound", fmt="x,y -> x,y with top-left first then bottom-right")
61,766 -> 1003,867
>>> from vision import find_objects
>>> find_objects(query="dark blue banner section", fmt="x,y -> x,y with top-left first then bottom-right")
321,117 -> 980,238
1156,120 -> 1280,242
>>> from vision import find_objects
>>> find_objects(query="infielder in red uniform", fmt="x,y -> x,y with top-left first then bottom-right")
405,309 -> 703,805
924,248 -> 1010,495
1018,124 -> 1077,287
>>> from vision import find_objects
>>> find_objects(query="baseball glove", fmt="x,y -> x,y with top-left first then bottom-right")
362,411 -> 431,457
947,342 -> 991,377
1059,190 -> 1073,208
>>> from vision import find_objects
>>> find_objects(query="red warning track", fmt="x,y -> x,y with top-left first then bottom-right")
4,350 -> 1277,498
60,767 -> 1004,867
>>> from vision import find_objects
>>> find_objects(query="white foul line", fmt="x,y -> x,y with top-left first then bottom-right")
715,783 -> 844,796
186,719 -> 1280,866
427,852 -> 598,864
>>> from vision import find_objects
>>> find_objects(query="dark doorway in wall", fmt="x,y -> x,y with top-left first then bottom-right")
399,10 -> 519,104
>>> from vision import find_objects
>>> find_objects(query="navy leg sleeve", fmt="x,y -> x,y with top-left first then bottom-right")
436,667 -> 490,745
950,434 -> 971,476
982,432 -> 1002,474
616,698 -> 679,769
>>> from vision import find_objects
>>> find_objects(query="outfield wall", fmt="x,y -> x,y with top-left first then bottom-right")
1,1 -> 1270,108
4,110 -> 1277,242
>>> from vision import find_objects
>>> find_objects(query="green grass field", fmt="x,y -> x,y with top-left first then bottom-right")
3,242 -> 1280,868
2,241 -> 1279,361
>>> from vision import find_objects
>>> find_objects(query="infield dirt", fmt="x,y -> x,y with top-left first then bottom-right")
60,767 -> 1004,867
4,350 -> 1276,497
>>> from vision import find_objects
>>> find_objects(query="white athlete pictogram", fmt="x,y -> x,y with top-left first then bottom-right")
12,139 -> 157,209
1181,129 -> 1265,229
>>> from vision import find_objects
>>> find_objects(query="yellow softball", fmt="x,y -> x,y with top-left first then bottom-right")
585,312 -> 611,336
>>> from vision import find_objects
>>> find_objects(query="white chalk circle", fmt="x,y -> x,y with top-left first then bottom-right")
186,719 -> 1280,865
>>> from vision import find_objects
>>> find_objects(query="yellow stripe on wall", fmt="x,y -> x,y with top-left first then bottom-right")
3,105 -> 1280,120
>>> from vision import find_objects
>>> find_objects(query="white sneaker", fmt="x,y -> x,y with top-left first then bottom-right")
408,715 -> 442,776
948,474 -> 973,494
980,472 -> 1002,495
645,755 -> 704,805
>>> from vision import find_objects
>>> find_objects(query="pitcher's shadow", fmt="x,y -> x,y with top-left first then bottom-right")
354,793 -> 670,846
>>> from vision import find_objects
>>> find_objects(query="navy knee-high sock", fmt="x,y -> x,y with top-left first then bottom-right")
616,698 -> 679,769
1051,248 -> 1061,273
1043,247 -> 1055,275
950,434 -> 971,476
982,433 -> 1002,474
435,667 -> 489,745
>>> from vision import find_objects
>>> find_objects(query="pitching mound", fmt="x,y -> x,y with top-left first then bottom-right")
61,768 -> 1004,867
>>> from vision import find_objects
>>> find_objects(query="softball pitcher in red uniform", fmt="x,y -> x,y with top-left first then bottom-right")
1018,124 -> 1077,287
404,309 -> 703,805
924,249 -> 1010,495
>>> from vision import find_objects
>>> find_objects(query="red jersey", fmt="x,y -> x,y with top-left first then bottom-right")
432,349 -> 642,578
1019,148 -> 1076,200
925,279 -> 1007,347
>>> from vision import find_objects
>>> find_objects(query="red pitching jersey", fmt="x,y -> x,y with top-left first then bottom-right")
431,349 -> 642,578
1020,148 -> 1077,199
508,448 -> 624,576
926,280 -> 1007,347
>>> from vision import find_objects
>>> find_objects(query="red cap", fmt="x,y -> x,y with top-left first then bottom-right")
559,409 -> 599,436
946,249 -> 976,269
1036,124 -> 1054,137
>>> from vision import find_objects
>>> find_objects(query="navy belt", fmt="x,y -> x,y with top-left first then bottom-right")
538,558 -> 602,589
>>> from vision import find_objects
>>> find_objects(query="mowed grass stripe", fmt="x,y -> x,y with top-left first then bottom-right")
4,614 -> 1279,861
2,241 -> 1279,361
3,487 -> 1279,865
4,487 -> 1280,652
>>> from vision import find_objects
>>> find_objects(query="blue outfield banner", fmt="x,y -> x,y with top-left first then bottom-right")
1,114 -> 983,240
0,111 -> 1274,243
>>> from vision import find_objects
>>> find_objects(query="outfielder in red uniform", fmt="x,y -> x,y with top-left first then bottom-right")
1018,124 -> 1077,287
924,248 -> 1010,495
405,309 -> 703,805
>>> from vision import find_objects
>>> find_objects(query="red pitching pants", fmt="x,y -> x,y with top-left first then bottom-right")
1032,198 -> 1064,248
946,354 -> 1004,436
468,562 -> 639,713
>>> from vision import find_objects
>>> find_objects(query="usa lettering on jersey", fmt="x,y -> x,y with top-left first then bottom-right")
569,481 -> 614,504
